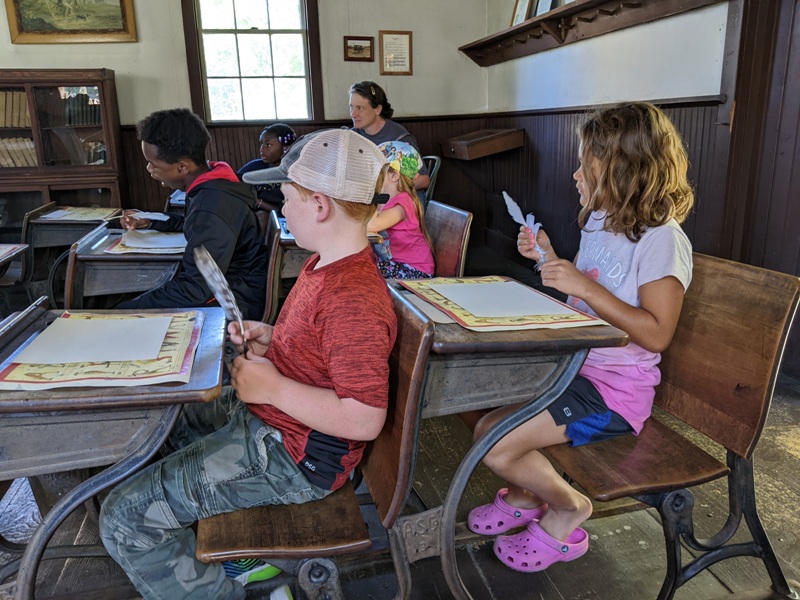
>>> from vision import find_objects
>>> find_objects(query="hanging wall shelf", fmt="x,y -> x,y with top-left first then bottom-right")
459,0 -> 725,67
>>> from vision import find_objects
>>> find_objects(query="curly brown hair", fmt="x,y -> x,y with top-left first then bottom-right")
577,102 -> 695,241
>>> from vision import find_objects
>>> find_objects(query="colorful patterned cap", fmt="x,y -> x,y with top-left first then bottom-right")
378,141 -> 422,180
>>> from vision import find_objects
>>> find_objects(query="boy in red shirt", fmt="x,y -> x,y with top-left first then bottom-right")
100,129 -> 396,600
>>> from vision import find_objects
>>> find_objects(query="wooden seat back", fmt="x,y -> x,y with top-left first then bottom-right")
261,211 -> 282,324
422,155 -> 441,200
361,288 -> 434,528
424,200 -> 472,277
656,253 -> 800,459
195,287 -> 433,562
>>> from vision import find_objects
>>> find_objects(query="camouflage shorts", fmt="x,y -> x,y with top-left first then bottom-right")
99,387 -> 329,600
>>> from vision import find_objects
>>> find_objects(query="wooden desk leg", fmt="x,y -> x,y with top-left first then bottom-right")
438,350 -> 588,600
14,404 -> 182,600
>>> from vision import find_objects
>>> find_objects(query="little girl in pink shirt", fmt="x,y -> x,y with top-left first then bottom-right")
368,141 -> 434,279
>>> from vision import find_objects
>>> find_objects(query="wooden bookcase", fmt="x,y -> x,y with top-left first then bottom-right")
0,69 -> 123,242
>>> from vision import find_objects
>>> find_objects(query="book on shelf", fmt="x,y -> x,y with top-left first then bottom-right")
3,137 -> 26,166
0,137 -> 36,167
0,93 -> 5,128
8,91 -> 16,127
21,92 -> 31,127
0,140 -> 14,167
17,137 -> 37,166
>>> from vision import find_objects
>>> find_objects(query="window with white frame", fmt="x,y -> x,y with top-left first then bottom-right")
194,0 -> 311,121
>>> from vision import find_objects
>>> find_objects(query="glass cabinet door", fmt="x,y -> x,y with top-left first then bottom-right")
33,85 -> 107,168
0,87 -> 36,168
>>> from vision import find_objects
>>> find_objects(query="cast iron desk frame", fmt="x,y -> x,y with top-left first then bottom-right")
0,301 -> 226,600
390,295 -> 627,600
63,224 -> 182,309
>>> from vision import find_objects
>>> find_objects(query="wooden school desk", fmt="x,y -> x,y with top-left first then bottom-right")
0,243 -> 27,273
0,300 -> 226,600
273,213 -> 383,278
394,289 -> 628,600
63,223 -> 183,309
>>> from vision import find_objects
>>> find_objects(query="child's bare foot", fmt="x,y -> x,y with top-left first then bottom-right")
536,492 -> 592,541
504,487 -> 546,511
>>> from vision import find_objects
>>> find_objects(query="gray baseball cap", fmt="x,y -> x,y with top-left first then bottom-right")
242,128 -> 388,204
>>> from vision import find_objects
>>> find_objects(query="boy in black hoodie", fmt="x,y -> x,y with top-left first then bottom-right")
117,108 -> 266,320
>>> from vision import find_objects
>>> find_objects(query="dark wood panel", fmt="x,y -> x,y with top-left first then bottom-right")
121,104 -> 730,260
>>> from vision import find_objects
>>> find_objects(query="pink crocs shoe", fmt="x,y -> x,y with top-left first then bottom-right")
467,488 -> 548,535
493,520 -> 589,572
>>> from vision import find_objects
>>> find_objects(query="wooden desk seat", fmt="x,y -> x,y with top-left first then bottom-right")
542,253 -> 800,600
196,288 -> 435,599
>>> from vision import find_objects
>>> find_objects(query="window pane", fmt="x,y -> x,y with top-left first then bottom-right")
272,34 -> 305,76
267,0 -> 301,29
203,34 -> 239,77
235,0 -> 268,29
208,79 -> 243,120
275,78 -> 308,119
238,34 -> 273,77
199,0 -> 234,29
242,79 -> 276,120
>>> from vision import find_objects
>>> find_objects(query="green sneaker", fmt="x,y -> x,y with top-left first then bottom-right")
222,558 -> 281,585
269,584 -> 294,600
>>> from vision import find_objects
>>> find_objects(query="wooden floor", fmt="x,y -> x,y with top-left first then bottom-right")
1,248 -> 799,599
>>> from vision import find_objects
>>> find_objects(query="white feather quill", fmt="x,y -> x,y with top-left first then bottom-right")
502,191 -> 547,268
193,245 -> 248,354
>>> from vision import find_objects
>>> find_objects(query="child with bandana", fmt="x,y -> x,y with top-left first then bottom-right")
368,141 -> 435,279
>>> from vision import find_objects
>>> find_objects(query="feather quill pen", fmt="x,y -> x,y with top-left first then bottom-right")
193,245 -> 248,354
502,191 -> 547,269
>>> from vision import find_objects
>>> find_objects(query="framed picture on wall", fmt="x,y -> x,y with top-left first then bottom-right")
5,0 -> 137,44
511,0 -> 534,26
379,31 -> 413,76
344,36 -> 374,62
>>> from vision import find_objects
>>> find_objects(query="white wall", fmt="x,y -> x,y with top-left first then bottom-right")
487,3 -> 729,112
0,1 -> 192,125
0,1 -> 728,124
317,0 -> 487,120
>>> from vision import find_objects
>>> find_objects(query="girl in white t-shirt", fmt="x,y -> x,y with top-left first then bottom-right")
467,102 -> 695,573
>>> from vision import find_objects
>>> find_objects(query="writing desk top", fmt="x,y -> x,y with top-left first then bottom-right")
73,227 -> 185,262
392,287 -> 628,356
0,303 -> 225,413
429,319 -> 628,355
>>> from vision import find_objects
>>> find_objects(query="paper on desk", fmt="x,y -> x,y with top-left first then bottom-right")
401,277 -> 604,331
129,211 -> 171,221
430,281 -> 578,318
14,315 -> 172,364
122,230 -> 187,249
39,207 -> 119,221
39,209 -> 71,220
278,218 -> 295,241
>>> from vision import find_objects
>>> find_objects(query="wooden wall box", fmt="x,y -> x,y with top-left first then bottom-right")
441,129 -> 524,160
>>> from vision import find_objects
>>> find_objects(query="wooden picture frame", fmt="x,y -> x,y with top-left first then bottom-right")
511,0 -> 534,26
343,36 -> 374,62
379,30 -> 413,76
5,0 -> 138,44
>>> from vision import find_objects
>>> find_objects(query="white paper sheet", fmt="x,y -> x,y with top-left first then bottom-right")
14,316 -> 173,364
278,217 -> 294,241
39,209 -> 71,220
429,281 -> 576,318
122,230 -> 187,249
129,212 -> 171,221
